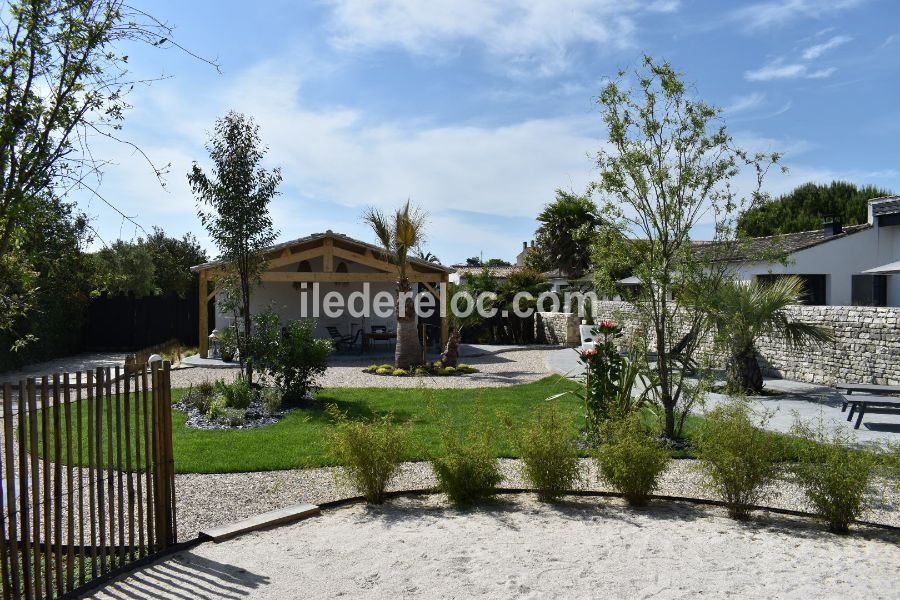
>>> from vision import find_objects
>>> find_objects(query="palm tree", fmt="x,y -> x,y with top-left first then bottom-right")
527,189 -> 602,276
364,201 -> 427,370
709,276 -> 833,394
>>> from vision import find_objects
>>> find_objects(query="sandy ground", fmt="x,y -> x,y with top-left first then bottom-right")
92,493 -> 900,600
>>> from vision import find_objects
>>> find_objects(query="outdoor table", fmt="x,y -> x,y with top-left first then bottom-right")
363,331 -> 395,352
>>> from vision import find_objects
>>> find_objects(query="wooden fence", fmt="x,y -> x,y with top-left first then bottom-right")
0,363 -> 176,600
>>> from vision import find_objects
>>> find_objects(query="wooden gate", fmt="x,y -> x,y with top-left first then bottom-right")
0,362 -> 176,599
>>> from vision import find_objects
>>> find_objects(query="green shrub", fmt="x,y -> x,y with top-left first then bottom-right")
432,414 -> 502,506
457,363 -> 471,370
695,401 -> 779,519
379,364 -> 394,370
392,368 -> 408,376
595,414 -> 669,506
432,361 -> 442,369
791,422 -> 878,534
222,408 -> 247,426
515,404 -> 582,502
206,397 -> 228,421
440,366 -> 456,375
197,379 -> 215,398
365,364 -> 379,373
215,376 -> 253,410
414,366 -> 428,376
327,406 -> 409,504
375,367 -> 391,375
261,388 -> 283,415
248,309 -> 333,400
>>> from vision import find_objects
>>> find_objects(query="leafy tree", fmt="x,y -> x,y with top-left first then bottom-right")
708,276 -> 832,394
0,0 -> 212,345
737,181 -> 893,237
484,258 -> 512,267
526,190 -> 601,275
190,111 -> 281,382
591,55 -> 781,440
465,256 -> 482,266
91,240 -> 157,297
363,200 -> 428,370
143,227 -> 208,298
417,250 -> 441,264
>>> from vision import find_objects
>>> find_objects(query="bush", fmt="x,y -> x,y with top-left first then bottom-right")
515,404 -> 582,502
365,364 -> 379,373
595,414 -> 669,506
249,310 -> 332,400
791,422 -> 878,533
440,366 -> 456,376
216,376 -> 253,410
414,366 -> 428,376
432,414 -> 502,506
207,397 -> 228,421
376,367 -> 391,375
197,379 -> 215,398
392,368 -> 408,376
189,380 -> 216,414
327,406 -> 409,504
379,364 -> 393,370
222,408 -> 247,426
457,363 -> 471,370
695,401 -> 779,519
261,388 -> 283,415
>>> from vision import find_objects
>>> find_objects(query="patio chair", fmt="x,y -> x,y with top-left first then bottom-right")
326,326 -> 361,353
370,325 -> 393,352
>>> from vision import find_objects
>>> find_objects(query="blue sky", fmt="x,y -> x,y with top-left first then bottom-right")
84,0 -> 900,265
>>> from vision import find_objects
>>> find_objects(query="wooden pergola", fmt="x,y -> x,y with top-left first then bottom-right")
190,231 -> 452,358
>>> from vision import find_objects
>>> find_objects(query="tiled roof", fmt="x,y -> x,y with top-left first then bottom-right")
452,265 -> 521,278
696,223 -> 872,262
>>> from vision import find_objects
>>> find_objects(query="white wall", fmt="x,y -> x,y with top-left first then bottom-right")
733,223 -> 900,306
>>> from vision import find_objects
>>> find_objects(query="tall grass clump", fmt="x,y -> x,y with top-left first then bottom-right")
327,406 -> 409,504
791,421 -> 877,533
594,414 -> 670,506
695,400 -> 779,520
514,404 -> 583,502
432,412 -> 502,507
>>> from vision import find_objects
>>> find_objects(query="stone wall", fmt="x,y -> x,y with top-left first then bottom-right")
539,302 -> 900,385
534,312 -> 579,347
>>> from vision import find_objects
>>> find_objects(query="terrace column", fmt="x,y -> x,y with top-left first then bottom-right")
199,269 -> 209,358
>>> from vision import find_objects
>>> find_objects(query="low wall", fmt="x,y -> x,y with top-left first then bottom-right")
540,302 -> 900,385
534,312 -> 579,347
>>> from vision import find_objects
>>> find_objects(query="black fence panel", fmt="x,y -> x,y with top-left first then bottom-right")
83,291 -> 203,351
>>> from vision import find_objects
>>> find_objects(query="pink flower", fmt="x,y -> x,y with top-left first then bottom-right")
599,319 -> 615,329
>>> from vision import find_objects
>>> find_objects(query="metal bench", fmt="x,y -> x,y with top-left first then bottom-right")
840,394 -> 900,430
834,383 -> 900,411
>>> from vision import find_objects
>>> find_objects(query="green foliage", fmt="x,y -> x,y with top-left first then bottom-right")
592,54 -> 782,440
737,181 -> 893,237
791,421 -> 877,533
365,365 -> 379,373
414,366 -> 428,376
222,408 -> 247,427
392,368 -> 408,376
432,412 -> 502,506
207,397 -> 228,421
695,401 -> 780,519
261,388 -> 283,415
189,383 -> 216,415
141,227 -> 208,298
484,258 -> 512,267
595,414 -> 670,506
441,366 -> 457,375
525,189 -> 601,276
215,376 -> 253,410
706,277 -> 833,394
376,367 -> 391,375
249,309 -> 332,399
91,240 -> 158,297
327,406 -> 410,504
514,404 -> 582,502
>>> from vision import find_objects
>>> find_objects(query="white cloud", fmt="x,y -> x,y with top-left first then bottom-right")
323,0 -> 679,76
801,34 -> 852,60
806,67 -> 837,79
724,92 -> 767,114
729,0 -> 865,31
745,60 -> 837,81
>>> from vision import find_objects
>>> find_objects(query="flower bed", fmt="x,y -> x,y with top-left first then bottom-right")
362,362 -> 480,377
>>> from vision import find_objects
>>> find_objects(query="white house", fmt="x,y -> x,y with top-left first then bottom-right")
727,196 -> 900,306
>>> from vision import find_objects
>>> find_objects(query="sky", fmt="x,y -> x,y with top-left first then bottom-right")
81,0 -> 900,265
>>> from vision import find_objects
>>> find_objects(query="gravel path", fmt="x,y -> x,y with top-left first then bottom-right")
173,458 -> 899,541
170,348 -> 557,390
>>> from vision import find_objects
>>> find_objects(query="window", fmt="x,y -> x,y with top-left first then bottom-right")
851,274 -> 887,306
756,274 -> 827,305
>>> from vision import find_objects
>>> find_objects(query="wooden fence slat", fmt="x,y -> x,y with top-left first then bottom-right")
133,370 -> 146,558
40,376 -> 52,594
17,381 -> 32,600
123,368 -> 135,563
2,383 -> 22,600
26,380 -> 42,600
76,373 -> 86,587
94,368 -> 107,577
142,367 -> 154,553
52,374 -> 63,598
105,367 -> 117,571
163,364 -> 177,544
64,373 -> 76,592
0,389 -> 10,600
150,365 -> 162,551
87,371 -> 98,580
114,366 -> 126,567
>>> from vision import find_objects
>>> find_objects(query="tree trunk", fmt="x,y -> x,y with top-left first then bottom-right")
441,330 -> 460,367
727,349 -> 763,395
395,290 -> 422,369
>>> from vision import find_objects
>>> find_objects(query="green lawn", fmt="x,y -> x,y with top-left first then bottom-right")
30,375 -> 815,474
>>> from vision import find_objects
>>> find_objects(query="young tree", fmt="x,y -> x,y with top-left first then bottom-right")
363,201 -> 427,370
0,0 -> 214,344
526,190 -> 602,275
190,111 -> 281,381
592,55 -> 781,440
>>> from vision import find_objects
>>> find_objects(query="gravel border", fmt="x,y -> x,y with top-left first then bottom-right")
174,458 -> 899,540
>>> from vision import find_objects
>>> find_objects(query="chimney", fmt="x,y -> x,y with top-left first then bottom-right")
530,240 -> 534,247
823,219 -> 842,236
522,241 -> 527,250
